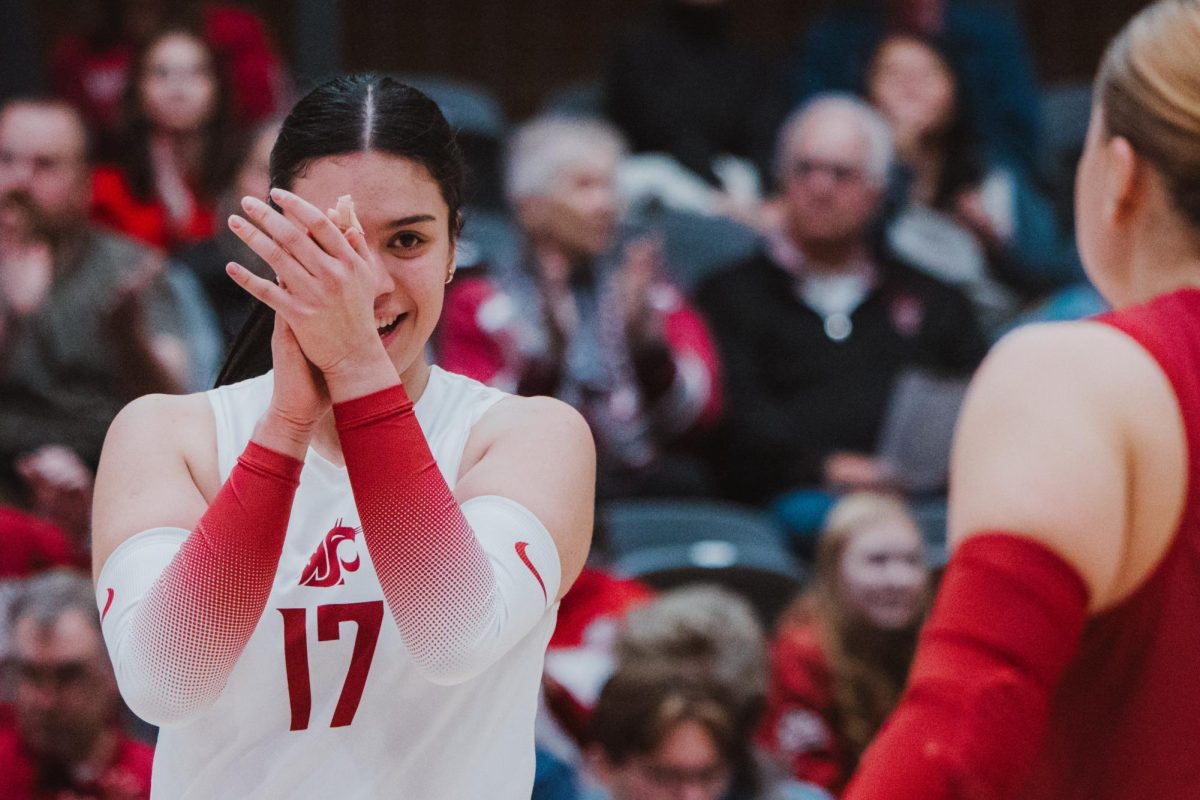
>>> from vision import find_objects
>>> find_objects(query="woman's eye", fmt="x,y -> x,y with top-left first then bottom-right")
391,233 -> 423,250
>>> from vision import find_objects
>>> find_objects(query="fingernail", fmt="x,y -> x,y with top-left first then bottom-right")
270,187 -> 287,201
228,214 -> 244,229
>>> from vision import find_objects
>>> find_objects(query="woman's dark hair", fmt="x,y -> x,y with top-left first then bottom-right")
215,74 -> 466,387
869,31 -> 986,209
117,25 -> 241,204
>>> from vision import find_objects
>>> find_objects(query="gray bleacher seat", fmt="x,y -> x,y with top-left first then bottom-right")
602,499 -> 806,623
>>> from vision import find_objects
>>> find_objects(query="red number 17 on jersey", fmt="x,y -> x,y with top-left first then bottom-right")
279,601 -> 384,731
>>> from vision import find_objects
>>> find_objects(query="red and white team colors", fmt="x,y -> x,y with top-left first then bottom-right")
99,367 -> 560,799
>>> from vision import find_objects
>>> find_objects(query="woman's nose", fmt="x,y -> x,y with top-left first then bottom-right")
366,253 -> 396,296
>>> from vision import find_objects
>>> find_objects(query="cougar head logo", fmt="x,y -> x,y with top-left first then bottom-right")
299,519 -> 362,587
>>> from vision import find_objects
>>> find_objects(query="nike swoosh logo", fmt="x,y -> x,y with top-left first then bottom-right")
515,541 -> 547,603
101,588 -> 114,622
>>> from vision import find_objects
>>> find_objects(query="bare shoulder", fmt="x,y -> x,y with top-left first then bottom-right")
93,392 -> 218,577
949,320 -> 1183,610
108,390 -> 214,435
974,320 -> 1159,390
103,392 -> 217,479
466,394 -> 595,463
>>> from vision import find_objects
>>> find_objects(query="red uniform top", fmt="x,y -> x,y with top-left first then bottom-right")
756,620 -> 852,796
90,165 -> 216,253
0,725 -> 153,800
1019,288 -> 1200,798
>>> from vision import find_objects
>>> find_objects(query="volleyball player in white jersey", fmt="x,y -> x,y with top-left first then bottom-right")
89,75 -> 595,799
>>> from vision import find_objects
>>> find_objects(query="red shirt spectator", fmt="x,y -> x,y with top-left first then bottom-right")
550,567 -> 655,650
2,572 -> 153,800
52,3 -> 289,157
90,163 -> 215,251
0,507 -> 87,579
756,620 -> 850,794
0,724 -> 153,800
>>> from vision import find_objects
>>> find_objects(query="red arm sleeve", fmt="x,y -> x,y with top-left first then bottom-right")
843,533 -> 1089,800
333,384 -> 560,685
101,442 -> 303,725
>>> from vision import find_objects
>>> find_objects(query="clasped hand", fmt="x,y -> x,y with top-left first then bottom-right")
226,189 -> 394,438
226,187 -> 384,376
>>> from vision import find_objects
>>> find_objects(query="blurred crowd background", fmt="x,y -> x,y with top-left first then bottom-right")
0,1 -> 1153,798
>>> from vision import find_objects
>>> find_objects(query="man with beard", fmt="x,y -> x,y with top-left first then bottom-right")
0,570 -> 152,800
0,98 -> 189,512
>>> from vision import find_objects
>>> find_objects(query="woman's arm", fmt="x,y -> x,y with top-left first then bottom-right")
329,381 -> 595,685
92,314 -> 327,726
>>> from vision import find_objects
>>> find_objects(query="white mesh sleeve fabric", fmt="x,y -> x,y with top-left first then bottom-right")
95,443 -> 303,725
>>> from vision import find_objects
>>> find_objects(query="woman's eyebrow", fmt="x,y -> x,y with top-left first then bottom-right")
385,214 -> 438,228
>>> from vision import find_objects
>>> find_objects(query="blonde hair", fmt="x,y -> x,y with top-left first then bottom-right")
1099,0 -> 1200,225
780,492 -> 930,767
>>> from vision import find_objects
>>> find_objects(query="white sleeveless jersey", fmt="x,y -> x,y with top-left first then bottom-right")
150,366 -> 558,799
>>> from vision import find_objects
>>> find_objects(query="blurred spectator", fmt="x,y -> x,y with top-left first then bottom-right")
539,565 -> 656,763
866,33 -> 1081,330
0,508 -> 87,695
438,116 -> 722,500
614,584 -> 768,798
89,26 -> 241,253
695,96 -> 984,506
586,668 -> 742,800
0,98 -> 191,500
604,0 -> 782,218
0,570 -> 153,799
0,507 -> 86,581
789,0 -> 1041,173
756,493 -> 930,796
176,117 -> 280,348
52,1 -> 290,159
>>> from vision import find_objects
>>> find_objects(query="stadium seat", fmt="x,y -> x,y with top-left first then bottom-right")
540,80 -> 605,118
601,500 -> 806,623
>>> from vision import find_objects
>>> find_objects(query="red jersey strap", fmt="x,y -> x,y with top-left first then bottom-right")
844,532 -> 1089,800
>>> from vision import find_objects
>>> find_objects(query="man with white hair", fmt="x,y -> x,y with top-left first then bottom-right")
696,95 -> 984,508
439,115 -> 722,500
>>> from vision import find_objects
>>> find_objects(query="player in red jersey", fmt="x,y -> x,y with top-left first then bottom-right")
845,2 -> 1200,797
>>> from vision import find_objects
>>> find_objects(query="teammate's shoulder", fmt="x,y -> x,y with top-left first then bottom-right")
982,319 -> 1152,386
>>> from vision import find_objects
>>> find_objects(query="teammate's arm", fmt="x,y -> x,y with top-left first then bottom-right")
844,321 -> 1181,799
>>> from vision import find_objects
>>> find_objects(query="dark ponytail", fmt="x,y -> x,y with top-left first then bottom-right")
215,74 -> 466,387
